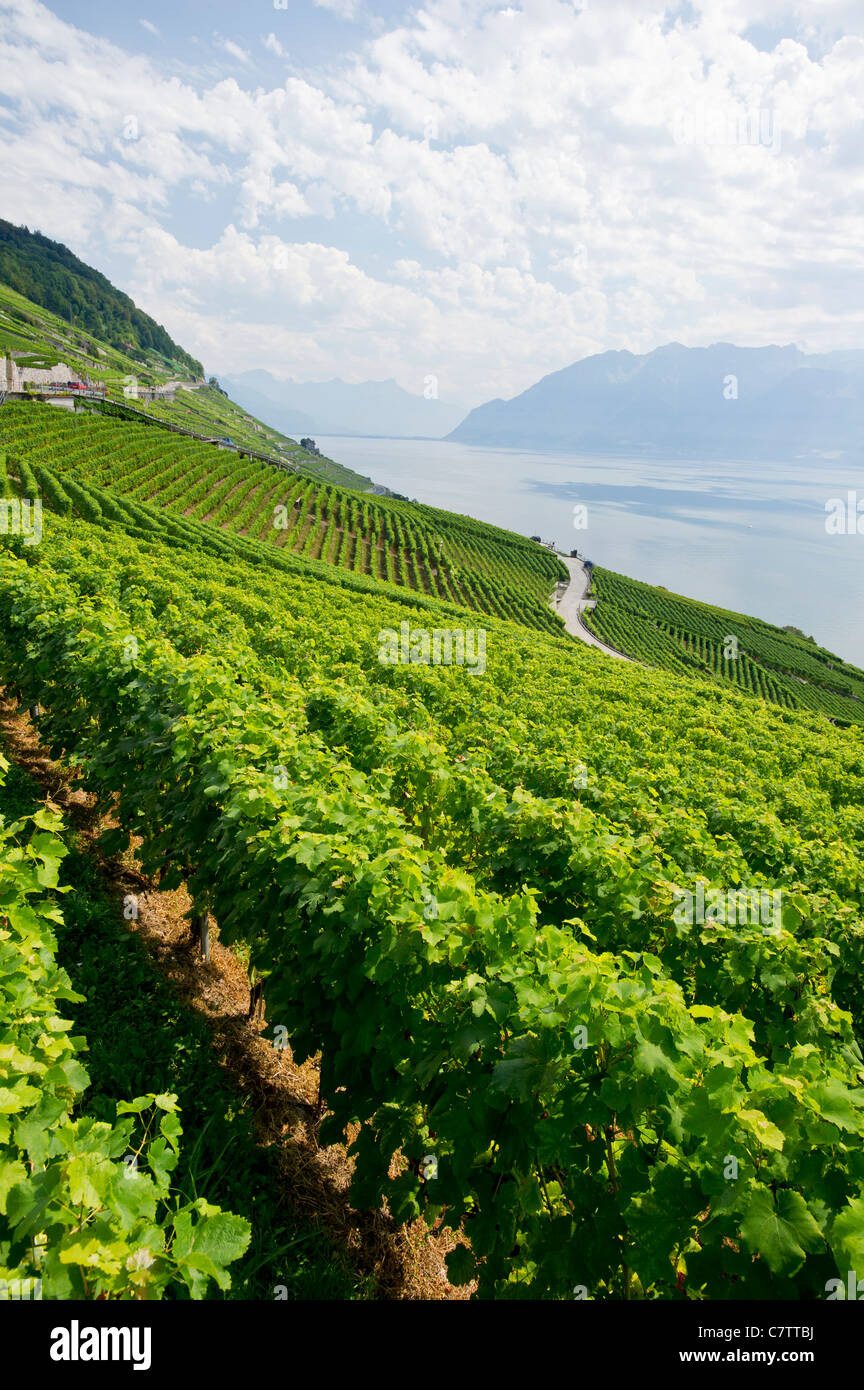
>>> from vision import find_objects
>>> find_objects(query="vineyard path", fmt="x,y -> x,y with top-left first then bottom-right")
553,555 -> 635,662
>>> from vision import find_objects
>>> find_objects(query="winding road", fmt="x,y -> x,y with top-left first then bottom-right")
551,556 -> 634,662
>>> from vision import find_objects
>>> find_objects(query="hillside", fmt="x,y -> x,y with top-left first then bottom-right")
2,403 -> 864,1301
10,397 -> 864,721
583,565 -> 864,725
3,238 -> 864,1306
0,219 -> 202,376
0,229 -> 372,489
448,342 -> 864,457
0,403 -> 567,634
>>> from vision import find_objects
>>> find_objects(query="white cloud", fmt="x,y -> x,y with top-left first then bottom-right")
216,36 -> 252,65
125,223 -> 610,398
0,0 -> 861,400
139,19 -> 159,38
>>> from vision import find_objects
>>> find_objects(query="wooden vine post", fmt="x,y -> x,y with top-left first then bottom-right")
189,910 -> 210,965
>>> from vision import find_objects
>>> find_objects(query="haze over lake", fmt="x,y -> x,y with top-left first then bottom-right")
318,436 -> 864,668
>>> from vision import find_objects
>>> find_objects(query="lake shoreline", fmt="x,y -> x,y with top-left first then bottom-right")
316,434 -> 864,668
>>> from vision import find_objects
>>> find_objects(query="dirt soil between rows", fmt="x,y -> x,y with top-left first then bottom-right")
0,691 -> 473,1301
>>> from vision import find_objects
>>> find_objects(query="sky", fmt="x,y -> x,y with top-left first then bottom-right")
0,0 -> 862,408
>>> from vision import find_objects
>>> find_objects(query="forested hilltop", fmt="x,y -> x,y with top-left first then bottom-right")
0,271 -> 372,488
0,220 -> 202,376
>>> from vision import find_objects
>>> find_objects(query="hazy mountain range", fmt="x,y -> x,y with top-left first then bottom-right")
221,370 -> 468,440
447,343 -> 864,457
223,346 -> 864,458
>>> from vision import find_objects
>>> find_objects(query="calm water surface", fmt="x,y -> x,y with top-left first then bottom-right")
318,436 -> 864,667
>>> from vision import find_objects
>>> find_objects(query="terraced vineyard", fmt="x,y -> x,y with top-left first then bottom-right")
4,225 -> 864,1303
0,259 -> 370,488
3,422 -> 864,1299
125,386 -> 367,486
0,403 -> 568,634
584,565 -> 864,725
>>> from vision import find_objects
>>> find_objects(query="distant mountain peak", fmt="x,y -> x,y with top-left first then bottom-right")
222,368 -> 471,439
447,341 -> 864,456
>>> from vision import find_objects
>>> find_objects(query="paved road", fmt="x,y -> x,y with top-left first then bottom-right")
551,556 -> 634,662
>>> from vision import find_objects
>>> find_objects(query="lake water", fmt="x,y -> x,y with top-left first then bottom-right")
317,436 -> 864,668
